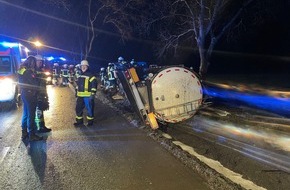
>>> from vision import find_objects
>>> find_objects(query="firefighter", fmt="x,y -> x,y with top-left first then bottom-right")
106,62 -> 116,90
74,60 -> 97,127
74,64 -> 81,81
130,59 -> 135,68
52,63 -> 60,85
116,56 -> 129,70
60,64 -> 69,86
34,55 -> 51,133
68,64 -> 75,83
99,67 -> 107,88
18,56 -> 43,141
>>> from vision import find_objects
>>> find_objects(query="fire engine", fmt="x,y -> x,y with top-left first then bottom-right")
0,41 -> 29,107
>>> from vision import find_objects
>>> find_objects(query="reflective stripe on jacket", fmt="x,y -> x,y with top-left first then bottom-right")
18,67 -> 39,93
76,70 -> 97,97
18,67 -> 26,75
61,69 -> 69,77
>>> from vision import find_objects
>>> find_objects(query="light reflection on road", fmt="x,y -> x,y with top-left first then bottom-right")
204,81 -> 290,117
186,114 -> 290,173
46,85 -> 57,106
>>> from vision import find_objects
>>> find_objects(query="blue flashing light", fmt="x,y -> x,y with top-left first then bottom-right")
44,56 -> 68,62
46,56 -> 54,61
59,57 -> 66,61
0,42 -> 20,48
205,86 -> 290,117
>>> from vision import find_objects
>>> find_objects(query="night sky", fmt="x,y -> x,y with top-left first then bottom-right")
1,0 -> 290,78
0,0 -> 156,68
208,1 -> 290,76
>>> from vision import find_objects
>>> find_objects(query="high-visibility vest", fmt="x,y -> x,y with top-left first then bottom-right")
76,71 -> 97,97
107,67 -> 115,80
61,68 -> 69,77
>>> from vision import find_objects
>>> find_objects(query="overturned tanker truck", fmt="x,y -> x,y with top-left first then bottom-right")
115,63 -> 204,129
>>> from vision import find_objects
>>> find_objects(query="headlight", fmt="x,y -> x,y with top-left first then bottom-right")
0,78 -> 16,101
46,76 -> 52,82
45,71 -> 51,76
0,78 -> 14,88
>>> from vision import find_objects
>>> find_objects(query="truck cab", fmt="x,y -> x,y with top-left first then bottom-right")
0,42 -> 28,108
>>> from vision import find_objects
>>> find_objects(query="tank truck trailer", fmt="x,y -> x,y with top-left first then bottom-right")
115,64 -> 204,129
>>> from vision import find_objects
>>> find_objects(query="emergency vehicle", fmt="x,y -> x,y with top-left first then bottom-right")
0,41 -> 28,107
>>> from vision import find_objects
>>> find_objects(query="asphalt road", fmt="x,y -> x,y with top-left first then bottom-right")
0,85 -> 210,190
106,81 -> 290,190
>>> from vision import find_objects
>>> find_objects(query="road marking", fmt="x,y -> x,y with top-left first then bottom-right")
0,147 -> 10,164
173,141 -> 266,190
162,133 -> 172,139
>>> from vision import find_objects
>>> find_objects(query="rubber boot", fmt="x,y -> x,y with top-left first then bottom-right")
74,119 -> 83,127
21,128 -> 28,140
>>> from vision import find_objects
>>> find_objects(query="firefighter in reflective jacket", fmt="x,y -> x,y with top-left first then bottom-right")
60,64 -> 69,86
107,63 -> 116,89
52,63 -> 60,85
18,56 -> 43,141
74,64 -> 81,82
34,55 -> 51,133
74,60 -> 97,127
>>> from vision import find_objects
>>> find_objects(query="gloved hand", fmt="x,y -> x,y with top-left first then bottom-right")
37,100 -> 49,111
90,93 -> 96,100
37,93 -> 49,111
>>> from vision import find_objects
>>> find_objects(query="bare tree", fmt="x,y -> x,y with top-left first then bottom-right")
134,0 -> 278,78
42,0 -> 139,60
83,0 -> 141,59
43,0 -> 279,75
39,0 -> 71,10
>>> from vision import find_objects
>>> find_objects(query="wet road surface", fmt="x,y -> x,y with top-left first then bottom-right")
0,85 -> 210,190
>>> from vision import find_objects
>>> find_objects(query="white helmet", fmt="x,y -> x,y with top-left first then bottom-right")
53,63 -> 59,66
118,56 -> 124,62
35,55 -> 43,61
81,60 -> 89,66
100,67 -> 105,71
63,64 -> 68,68
130,59 -> 135,64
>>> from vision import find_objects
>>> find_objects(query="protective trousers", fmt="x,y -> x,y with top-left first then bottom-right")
21,92 -> 37,133
75,97 -> 95,124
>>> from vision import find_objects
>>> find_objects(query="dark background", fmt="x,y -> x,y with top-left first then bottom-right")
208,2 -> 290,75
0,0 -> 290,78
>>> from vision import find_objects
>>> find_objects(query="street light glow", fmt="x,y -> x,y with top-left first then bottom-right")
34,40 -> 42,47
